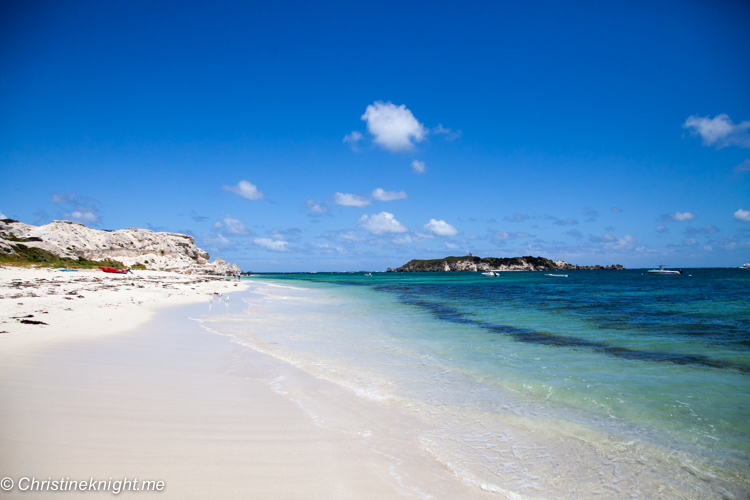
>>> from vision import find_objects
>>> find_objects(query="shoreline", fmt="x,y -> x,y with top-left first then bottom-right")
0,266 -> 245,354
0,269 -> 483,499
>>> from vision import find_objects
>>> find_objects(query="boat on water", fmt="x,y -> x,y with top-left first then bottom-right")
364,273 -> 372,277
740,263 -> 750,270
482,271 -> 499,277
545,274 -> 568,277
98,266 -> 132,274
647,265 -> 682,275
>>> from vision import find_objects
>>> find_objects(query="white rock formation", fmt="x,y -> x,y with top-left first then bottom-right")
0,220 -> 241,276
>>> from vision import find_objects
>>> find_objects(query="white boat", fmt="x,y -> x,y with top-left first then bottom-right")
545,274 -> 568,277
739,263 -> 750,270
647,265 -> 683,275
482,271 -> 500,277
364,273 -> 372,276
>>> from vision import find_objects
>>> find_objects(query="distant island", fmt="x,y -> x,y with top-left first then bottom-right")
387,255 -> 624,272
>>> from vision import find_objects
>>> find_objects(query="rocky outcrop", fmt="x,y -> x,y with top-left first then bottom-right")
387,255 -> 624,272
0,219 -> 241,276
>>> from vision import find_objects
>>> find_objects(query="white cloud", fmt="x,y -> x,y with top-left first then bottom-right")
372,188 -> 407,201
445,242 -> 460,249
656,225 -> 669,233
62,210 -> 100,224
338,230 -> 365,242
361,101 -> 426,152
223,180 -> 264,200
334,192 -> 371,207
357,212 -> 408,235
304,199 -> 329,215
424,219 -> 458,236
611,207 -> 622,213
52,192 -> 101,225
212,215 -> 249,235
0,209 -> 6,219
734,209 -> 750,222
663,211 -> 696,221
254,238 -> 288,251
683,114 -> 750,149
601,233 -> 637,250
734,159 -> 750,172
202,233 -> 232,248
411,160 -> 426,174
343,131 -> 363,150
413,231 -> 435,240
268,227 -> 301,242
492,230 -> 510,242
393,235 -> 412,245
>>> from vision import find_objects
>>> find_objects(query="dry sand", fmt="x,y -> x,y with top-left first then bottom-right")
0,267 -> 477,499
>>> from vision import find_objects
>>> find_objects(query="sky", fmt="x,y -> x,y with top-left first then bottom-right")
1,0 -> 749,271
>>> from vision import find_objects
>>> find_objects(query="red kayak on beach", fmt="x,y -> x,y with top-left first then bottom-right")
98,267 -> 132,274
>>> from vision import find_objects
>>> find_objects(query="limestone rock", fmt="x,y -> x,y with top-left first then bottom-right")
0,220 -> 241,275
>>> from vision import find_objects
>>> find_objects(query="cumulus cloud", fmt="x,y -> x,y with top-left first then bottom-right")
304,199 -> 329,216
662,211 -> 696,221
212,214 -> 249,235
372,188 -> 408,201
52,192 -> 101,225
683,114 -> 750,149
734,159 -> 750,172
223,180 -> 264,200
411,160 -> 426,174
334,192 -> 371,207
202,233 -> 233,249
600,233 -> 637,251
254,238 -> 289,251
734,209 -> 750,222
491,230 -> 510,244
357,212 -> 408,235
445,242 -> 460,249
656,225 -> 669,233
424,219 -> 458,236
343,131 -> 363,150
361,101 -> 426,151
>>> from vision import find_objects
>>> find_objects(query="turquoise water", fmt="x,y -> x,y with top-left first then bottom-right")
200,269 -> 750,498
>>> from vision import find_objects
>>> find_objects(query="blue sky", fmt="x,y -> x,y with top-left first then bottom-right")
1,0 -> 749,271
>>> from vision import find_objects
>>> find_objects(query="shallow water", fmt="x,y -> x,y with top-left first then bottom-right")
196,270 -> 750,499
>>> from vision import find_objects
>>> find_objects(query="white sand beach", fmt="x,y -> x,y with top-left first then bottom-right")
0,267 -> 485,499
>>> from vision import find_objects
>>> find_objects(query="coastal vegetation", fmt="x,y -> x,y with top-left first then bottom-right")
0,243 -> 128,269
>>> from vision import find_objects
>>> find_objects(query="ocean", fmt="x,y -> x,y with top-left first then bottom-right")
196,269 -> 749,499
